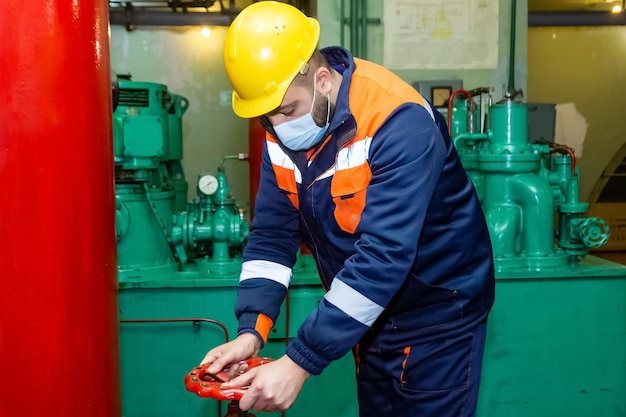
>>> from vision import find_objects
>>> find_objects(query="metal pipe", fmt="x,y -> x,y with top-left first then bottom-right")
350,0 -> 359,56
508,0 -> 517,95
509,175 -> 554,257
109,9 -> 235,27
528,11 -> 626,27
340,0 -> 345,47
360,0 -> 367,59
120,317 -> 230,343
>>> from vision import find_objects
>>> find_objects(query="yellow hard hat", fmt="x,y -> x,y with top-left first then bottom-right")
224,1 -> 320,118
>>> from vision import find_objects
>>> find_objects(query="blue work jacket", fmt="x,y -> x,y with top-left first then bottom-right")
235,47 -> 495,376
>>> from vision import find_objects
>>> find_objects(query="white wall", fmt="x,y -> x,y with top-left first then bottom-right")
528,26 -> 626,200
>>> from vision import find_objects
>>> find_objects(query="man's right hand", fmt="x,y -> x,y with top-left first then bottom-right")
201,332 -> 263,376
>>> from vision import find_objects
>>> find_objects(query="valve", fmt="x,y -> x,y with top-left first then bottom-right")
570,217 -> 610,249
184,357 -> 274,417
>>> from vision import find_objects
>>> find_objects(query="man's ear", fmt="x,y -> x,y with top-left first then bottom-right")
315,67 -> 332,95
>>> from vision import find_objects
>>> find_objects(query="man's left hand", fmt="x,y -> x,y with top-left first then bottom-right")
221,355 -> 310,412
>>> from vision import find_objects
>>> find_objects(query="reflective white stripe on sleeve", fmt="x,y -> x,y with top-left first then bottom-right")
240,260 -> 293,288
324,278 -> 384,327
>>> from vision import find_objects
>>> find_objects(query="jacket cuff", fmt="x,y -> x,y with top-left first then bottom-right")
238,312 -> 274,345
286,337 -> 331,376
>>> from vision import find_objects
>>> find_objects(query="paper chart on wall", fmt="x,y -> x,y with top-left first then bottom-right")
383,0 -> 499,69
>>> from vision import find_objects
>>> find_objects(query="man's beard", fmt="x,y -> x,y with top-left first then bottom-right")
312,90 -> 332,127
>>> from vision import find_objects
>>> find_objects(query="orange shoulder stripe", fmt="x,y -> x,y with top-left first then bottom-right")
350,58 -> 426,140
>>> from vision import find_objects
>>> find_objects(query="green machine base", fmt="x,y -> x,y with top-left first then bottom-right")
119,255 -> 626,417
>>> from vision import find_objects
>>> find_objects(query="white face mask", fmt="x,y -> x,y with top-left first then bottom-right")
274,74 -> 330,151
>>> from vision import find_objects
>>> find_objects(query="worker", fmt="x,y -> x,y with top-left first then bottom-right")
202,2 -> 495,416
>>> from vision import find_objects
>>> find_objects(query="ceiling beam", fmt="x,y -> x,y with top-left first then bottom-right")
529,11 -> 626,26
109,9 -> 237,29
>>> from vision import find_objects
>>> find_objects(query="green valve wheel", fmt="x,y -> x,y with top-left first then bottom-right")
576,218 -> 610,248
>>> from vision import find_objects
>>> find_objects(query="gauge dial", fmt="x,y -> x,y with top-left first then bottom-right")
198,174 -> 218,196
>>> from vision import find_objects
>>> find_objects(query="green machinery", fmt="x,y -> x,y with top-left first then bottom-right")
116,81 -> 626,417
450,89 -> 626,417
114,77 -> 248,279
450,89 -> 610,269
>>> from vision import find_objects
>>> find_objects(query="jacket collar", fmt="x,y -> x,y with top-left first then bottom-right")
319,46 -> 357,150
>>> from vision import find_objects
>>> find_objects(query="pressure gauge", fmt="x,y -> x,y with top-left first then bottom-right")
198,174 -> 218,196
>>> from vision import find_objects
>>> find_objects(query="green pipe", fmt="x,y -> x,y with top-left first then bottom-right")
340,0 -> 345,48
485,205 -> 520,257
509,174 -> 554,257
489,101 -> 527,148
350,0 -> 358,56
453,132 -> 490,150
508,0 -> 517,94
360,0 -> 367,59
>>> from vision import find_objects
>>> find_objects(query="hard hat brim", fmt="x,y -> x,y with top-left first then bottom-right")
232,88 -> 284,119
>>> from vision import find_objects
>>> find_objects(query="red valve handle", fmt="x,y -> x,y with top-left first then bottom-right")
184,357 -> 274,401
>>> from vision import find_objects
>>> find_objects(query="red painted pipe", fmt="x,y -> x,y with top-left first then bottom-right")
249,117 -> 266,218
0,1 -> 121,416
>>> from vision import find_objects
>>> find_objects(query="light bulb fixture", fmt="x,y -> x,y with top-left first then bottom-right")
611,0 -> 626,13
201,27 -> 211,38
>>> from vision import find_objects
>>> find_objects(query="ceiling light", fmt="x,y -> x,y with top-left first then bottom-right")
611,0 -> 625,13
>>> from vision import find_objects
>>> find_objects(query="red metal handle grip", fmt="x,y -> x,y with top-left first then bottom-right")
185,357 -> 274,400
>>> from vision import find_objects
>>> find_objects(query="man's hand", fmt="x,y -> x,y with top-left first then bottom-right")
201,333 -> 262,376
222,355 -> 310,412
